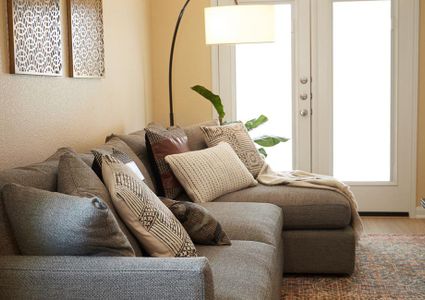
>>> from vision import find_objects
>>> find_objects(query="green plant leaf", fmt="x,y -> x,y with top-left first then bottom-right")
191,85 -> 225,125
245,115 -> 269,131
254,135 -> 289,147
258,147 -> 268,158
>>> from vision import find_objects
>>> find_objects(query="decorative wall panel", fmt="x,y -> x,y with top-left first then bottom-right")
7,0 -> 63,76
68,0 -> 105,78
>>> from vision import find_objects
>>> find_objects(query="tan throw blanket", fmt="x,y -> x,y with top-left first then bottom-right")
258,163 -> 364,241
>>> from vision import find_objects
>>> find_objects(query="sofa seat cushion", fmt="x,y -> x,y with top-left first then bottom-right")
198,202 -> 282,247
214,184 -> 351,230
197,241 -> 276,300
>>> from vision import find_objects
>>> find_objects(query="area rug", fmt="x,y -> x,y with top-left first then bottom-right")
282,234 -> 425,299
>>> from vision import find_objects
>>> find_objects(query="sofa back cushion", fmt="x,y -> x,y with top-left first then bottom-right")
104,135 -> 157,193
58,151 -> 143,256
0,148 -> 96,256
182,120 -> 220,151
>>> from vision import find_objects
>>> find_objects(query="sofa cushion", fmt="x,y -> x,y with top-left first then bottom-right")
58,151 -> 143,257
198,202 -> 283,247
102,154 -> 197,257
201,122 -> 265,178
93,137 -> 156,192
106,131 -> 157,193
166,143 -> 257,203
161,198 -> 231,246
214,184 -> 351,229
2,184 -> 135,257
181,120 -> 219,151
196,240 -> 276,300
145,126 -> 190,199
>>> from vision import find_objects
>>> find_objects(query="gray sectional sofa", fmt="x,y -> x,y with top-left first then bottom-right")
0,126 -> 355,300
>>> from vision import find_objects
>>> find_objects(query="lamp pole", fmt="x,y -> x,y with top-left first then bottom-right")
168,0 -> 239,126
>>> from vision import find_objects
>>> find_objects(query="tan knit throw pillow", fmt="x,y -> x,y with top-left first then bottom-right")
165,143 -> 257,203
101,155 -> 197,257
201,122 -> 264,178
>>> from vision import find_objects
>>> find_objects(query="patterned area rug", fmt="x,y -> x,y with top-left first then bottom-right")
282,234 -> 425,299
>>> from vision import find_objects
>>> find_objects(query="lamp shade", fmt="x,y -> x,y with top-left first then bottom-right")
204,5 -> 276,45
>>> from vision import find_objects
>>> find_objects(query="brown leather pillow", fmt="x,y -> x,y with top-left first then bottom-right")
145,125 -> 190,199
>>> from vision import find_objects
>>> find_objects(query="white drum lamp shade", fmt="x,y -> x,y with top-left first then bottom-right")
204,5 -> 276,45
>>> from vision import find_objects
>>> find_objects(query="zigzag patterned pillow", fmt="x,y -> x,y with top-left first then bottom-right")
201,122 -> 264,178
101,154 -> 197,257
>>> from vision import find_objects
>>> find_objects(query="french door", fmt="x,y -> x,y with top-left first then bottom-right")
212,0 -> 419,214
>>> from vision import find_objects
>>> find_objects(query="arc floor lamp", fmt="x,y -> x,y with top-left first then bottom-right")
168,0 -> 276,126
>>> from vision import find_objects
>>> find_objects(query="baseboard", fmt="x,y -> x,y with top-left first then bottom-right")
359,212 -> 409,217
416,206 -> 425,219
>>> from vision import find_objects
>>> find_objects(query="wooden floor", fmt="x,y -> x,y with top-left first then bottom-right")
362,217 -> 425,234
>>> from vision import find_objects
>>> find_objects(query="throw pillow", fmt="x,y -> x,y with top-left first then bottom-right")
57,150 -> 143,256
92,148 -> 145,182
145,125 -> 190,199
165,142 -> 257,203
101,154 -> 197,257
201,122 -> 265,178
161,197 -> 231,246
1,184 -> 135,257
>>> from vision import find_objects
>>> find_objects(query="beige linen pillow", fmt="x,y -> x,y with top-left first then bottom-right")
101,154 -> 197,257
165,142 -> 257,203
201,122 -> 264,178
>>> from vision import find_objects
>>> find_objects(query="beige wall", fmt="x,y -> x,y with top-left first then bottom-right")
150,1 -> 425,207
0,0 -> 152,170
417,3 -> 425,206
150,0 -> 212,127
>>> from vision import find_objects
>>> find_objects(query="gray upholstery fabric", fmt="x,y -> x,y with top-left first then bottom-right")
57,151 -> 143,256
0,256 -> 214,300
182,120 -> 220,151
214,184 -> 352,229
0,151 -> 64,256
96,137 -> 156,192
197,240 -> 280,300
199,202 -> 283,247
105,131 -> 157,193
283,227 -> 355,274
2,184 -> 135,257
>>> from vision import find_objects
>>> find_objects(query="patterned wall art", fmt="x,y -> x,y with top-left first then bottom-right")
68,0 -> 105,78
7,0 -> 63,76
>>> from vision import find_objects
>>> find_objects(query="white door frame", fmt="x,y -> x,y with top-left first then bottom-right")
211,0 -> 419,216
211,0 -> 313,171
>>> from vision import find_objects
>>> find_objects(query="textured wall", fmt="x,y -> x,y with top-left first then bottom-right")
0,0 -> 152,170
150,0 -> 212,127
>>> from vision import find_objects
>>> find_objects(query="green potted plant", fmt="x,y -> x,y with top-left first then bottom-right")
192,85 -> 289,157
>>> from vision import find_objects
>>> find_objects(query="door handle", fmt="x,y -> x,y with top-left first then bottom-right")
300,109 -> 309,117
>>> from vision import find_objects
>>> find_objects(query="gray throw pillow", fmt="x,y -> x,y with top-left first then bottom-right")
161,198 -> 231,246
1,184 -> 135,257
57,150 -> 142,256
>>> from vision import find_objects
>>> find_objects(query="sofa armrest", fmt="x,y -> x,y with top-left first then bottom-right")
0,256 -> 214,300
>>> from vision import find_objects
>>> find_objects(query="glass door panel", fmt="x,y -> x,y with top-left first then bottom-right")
332,0 -> 392,182
235,4 -> 293,171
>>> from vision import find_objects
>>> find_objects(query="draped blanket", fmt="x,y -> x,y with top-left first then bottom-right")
257,163 -> 364,241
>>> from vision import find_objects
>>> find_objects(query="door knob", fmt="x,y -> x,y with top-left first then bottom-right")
300,109 -> 309,117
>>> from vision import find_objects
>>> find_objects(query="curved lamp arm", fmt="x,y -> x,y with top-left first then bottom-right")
168,0 -> 239,126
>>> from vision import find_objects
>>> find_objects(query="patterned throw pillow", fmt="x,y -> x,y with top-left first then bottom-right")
201,122 -> 265,178
145,126 -> 190,199
165,142 -> 257,203
161,198 -> 231,246
92,148 -> 145,182
101,154 -> 197,257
